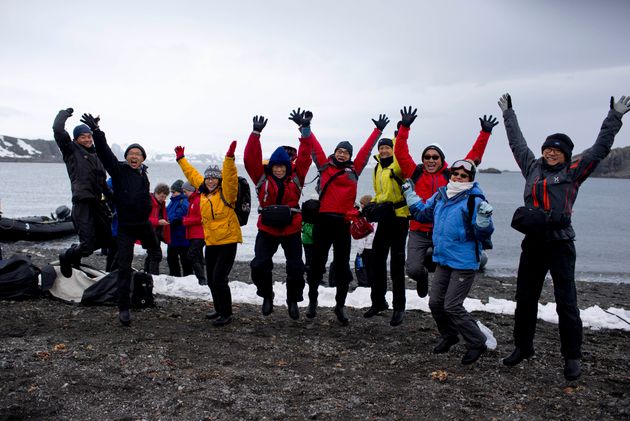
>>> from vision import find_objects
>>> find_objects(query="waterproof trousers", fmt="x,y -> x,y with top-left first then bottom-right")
116,222 -> 161,310
429,265 -> 486,349
205,243 -> 237,317
187,239 -> 206,284
307,213 -> 352,307
513,237 -> 582,358
370,216 -> 409,311
65,199 -> 112,265
405,230 -> 433,284
167,244 -> 192,277
250,231 -> 305,302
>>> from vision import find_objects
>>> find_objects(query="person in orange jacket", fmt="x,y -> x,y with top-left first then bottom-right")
175,141 -> 242,327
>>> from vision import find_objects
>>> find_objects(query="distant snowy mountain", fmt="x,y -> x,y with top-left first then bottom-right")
0,134 -> 61,162
0,134 -> 223,165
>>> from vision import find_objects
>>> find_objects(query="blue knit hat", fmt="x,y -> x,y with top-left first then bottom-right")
73,124 -> 93,139
268,146 -> 291,168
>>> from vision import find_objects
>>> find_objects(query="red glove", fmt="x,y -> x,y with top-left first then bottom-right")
175,145 -> 185,161
226,140 -> 237,158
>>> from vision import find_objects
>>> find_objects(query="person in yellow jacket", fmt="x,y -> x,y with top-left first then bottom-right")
174,141 -> 242,327
363,133 -> 411,327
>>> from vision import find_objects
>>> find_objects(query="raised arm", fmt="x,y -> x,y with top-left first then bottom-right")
354,113 -> 391,175
243,115 -> 267,183
498,94 -> 536,176
291,108 -> 326,169
294,131 -> 313,184
52,108 -> 74,156
175,146 -> 204,189
393,106 -> 419,177
572,96 -> 628,184
221,141 -> 239,204
464,115 -> 497,165
83,113 -> 118,175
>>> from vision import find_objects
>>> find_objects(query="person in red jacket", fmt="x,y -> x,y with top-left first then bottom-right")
145,183 -> 170,274
182,181 -> 206,286
244,114 -> 312,320
394,110 -> 497,297
297,109 -> 387,325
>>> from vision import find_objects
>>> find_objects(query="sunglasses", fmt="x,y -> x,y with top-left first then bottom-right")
423,154 -> 441,161
451,160 -> 475,171
451,171 -> 470,179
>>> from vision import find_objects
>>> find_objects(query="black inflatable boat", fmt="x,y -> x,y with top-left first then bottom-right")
0,206 -> 76,241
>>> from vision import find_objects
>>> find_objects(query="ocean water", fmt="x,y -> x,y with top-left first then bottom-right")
0,161 -> 628,283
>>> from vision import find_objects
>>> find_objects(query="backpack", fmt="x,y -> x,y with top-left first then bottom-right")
131,271 -> 155,308
220,176 -> 251,226
0,254 -> 41,300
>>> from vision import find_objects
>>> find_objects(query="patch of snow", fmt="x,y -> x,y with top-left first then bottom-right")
16,138 -> 41,155
0,145 -> 22,158
152,275 -> 630,332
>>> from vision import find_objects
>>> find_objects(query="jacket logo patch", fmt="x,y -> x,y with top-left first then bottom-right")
553,176 -> 560,183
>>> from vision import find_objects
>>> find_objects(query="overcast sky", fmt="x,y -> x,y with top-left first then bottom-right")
1,0 -> 629,170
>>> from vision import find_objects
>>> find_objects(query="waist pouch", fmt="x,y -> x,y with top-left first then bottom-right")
364,202 -> 396,223
511,206 -> 571,236
260,205 -> 293,228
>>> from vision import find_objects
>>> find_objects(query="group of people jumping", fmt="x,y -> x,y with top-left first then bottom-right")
52,94 -> 630,379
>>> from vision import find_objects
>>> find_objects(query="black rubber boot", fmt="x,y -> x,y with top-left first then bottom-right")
502,347 -> 535,367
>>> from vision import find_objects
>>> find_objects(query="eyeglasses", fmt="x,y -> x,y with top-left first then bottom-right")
335,149 -> 351,156
423,154 -> 441,161
451,171 -> 470,179
450,160 -> 474,171
543,147 -> 563,155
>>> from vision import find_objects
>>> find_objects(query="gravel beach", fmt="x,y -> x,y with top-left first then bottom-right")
1,241 -> 629,420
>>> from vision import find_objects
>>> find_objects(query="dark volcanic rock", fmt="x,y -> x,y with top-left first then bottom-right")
0,241 -> 629,419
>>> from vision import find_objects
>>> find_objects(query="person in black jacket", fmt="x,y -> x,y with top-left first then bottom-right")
498,93 -> 630,381
81,113 -> 161,327
52,108 -> 112,277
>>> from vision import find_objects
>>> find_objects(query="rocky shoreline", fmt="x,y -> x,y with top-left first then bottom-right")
1,241 -> 629,420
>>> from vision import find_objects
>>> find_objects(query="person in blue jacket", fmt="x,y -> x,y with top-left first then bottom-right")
166,179 -> 192,277
403,159 -> 494,365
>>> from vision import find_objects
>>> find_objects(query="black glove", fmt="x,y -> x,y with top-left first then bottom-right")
400,106 -> 418,128
80,113 -> 101,131
53,108 -> 74,131
371,114 -> 390,131
288,108 -> 304,127
253,115 -> 268,132
288,108 -> 312,127
479,115 -> 499,133
302,111 -> 313,127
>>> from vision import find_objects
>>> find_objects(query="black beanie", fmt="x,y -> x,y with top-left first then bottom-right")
378,138 -> 393,149
421,143 -> 445,162
335,141 -> 353,157
125,143 -> 147,160
541,133 -> 574,160
170,179 -> 184,193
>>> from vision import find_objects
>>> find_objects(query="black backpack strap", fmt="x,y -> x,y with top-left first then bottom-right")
410,163 -> 424,184
219,188 -> 234,210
